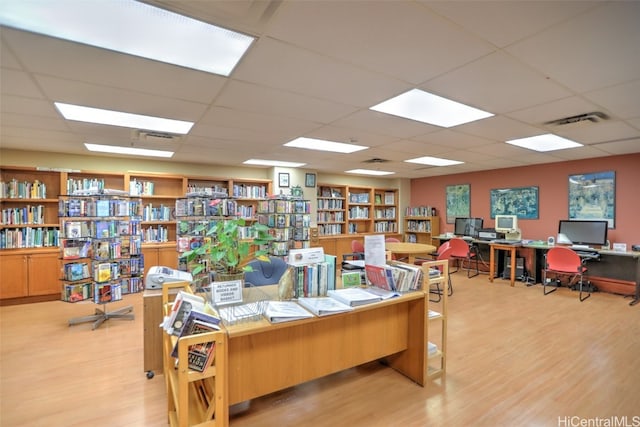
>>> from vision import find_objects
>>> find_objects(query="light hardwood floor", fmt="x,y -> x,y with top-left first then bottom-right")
1,274 -> 639,427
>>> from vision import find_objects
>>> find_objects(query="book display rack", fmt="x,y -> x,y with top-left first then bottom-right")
257,197 -> 311,257
175,194 -> 240,289
59,193 -> 144,329
422,259 -> 449,380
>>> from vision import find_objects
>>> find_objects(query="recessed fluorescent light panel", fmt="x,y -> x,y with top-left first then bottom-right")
55,103 -> 193,134
0,0 -> 254,76
404,156 -> 463,166
505,134 -> 583,152
243,159 -> 306,168
345,169 -> 395,176
84,143 -> 174,158
370,89 -> 494,128
284,137 -> 368,153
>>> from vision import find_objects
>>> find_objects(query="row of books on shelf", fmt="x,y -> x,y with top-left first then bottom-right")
259,213 -> 311,229
318,224 -> 343,235
257,199 -> 311,214
141,204 -> 173,221
348,206 -> 369,218
374,207 -> 396,219
59,198 -> 138,218
317,199 -> 344,210
66,178 -> 104,195
0,227 -> 59,249
93,258 -> 144,283
129,179 -> 154,196
1,178 -> 48,199
141,225 -> 169,243
349,192 -> 370,204
375,192 -> 396,205
62,277 -> 143,303
374,221 -> 398,233
405,206 -> 436,217
406,219 -> 432,232
1,205 -> 47,225
175,197 -> 238,217
316,211 -> 344,222
232,184 -> 267,199
289,254 -> 336,298
64,219 -> 141,239
61,236 -> 143,259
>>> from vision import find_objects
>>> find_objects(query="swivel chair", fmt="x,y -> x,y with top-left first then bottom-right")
448,238 -> 479,278
543,246 -> 591,301
244,256 -> 289,286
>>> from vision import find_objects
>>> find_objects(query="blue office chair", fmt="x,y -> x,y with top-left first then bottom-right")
244,256 -> 289,286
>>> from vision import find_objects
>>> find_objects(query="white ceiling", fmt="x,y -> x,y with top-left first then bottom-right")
1,0 -> 639,179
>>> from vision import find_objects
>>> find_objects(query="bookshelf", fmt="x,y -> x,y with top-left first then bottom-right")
316,185 -> 346,236
422,259 -> 448,380
405,215 -> 440,246
161,281 -> 228,427
59,193 -> 144,329
0,167 -> 61,300
257,197 -> 311,257
373,188 -> 398,233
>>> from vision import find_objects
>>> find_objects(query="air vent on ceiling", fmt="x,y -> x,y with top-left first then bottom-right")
362,158 -> 390,164
544,111 -> 610,127
132,130 -> 182,143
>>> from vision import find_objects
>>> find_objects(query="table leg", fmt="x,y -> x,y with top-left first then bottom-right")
509,248 -> 516,287
489,246 -> 495,282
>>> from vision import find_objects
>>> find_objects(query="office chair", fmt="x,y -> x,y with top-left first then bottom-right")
427,245 -> 454,302
414,240 -> 448,265
448,238 -> 480,278
543,246 -> 591,301
244,256 -> 289,286
384,237 -> 406,261
341,240 -> 366,284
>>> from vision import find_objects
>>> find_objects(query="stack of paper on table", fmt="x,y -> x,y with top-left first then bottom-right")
297,297 -> 353,316
265,300 -> 314,323
327,287 -> 385,307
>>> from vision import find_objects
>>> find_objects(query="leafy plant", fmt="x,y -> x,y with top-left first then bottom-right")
182,217 -> 273,277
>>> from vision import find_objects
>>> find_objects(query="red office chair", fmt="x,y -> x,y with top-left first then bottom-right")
341,240 -> 366,284
428,245 -> 454,302
385,237 -> 405,261
414,240 -> 449,265
448,238 -> 479,278
543,246 -> 590,301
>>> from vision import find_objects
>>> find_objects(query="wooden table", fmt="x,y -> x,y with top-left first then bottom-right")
385,242 -> 436,264
489,243 -> 521,287
224,286 -> 429,406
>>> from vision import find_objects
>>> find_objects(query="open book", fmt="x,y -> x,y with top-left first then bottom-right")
265,301 -> 314,323
297,297 -> 353,316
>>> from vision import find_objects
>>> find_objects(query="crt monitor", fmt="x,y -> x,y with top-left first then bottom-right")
494,214 -> 518,233
558,220 -> 608,247
454,217 -> 483,238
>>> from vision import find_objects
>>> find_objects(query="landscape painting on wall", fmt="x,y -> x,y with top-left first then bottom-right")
445,184 -> 470,223
568,171 -> 615,228
490,186 -> 539,219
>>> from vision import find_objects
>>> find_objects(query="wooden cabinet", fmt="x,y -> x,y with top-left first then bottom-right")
423,259 -> 448,380
0,249 -> 59,300
405,216 -> 440,246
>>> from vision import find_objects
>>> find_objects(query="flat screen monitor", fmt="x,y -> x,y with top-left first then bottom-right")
558,220 -> 608,247
454,217 -> 483,238
495,214 -> 518,233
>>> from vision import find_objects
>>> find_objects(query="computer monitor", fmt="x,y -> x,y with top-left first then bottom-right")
558,220 -> 608,248
454,217 -> 483,238
494,214 -> 521,240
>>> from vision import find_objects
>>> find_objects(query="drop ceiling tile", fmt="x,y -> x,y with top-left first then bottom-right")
507,96 -> 605,125
593,138 -> 640,155
423,51 -> 572,114
506,2 -> 640,92
0,68 -> 43,98
331,109 -> 439,140
267,1 -> 494,84
200,106 -> 320,137
553,121 -> 640,145
584,80 -> 640,120
455,115 -> 542,142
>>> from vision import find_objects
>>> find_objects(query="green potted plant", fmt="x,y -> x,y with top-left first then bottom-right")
182,217 -> 273,282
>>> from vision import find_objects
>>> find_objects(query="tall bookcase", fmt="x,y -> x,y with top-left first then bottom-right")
423,259 -> 448,380
59,193 -> 144,329
257,197 -> 311,257
316,185 -> 398,237
0,167 -> 61,300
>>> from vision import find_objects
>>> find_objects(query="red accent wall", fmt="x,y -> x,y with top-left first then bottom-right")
410,153 -> 640,248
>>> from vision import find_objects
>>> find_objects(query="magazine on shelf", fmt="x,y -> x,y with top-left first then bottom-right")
264,300 -> 314,323
163,291 -> 208,336
171,309 -> 221,359
297,297 -> 353,316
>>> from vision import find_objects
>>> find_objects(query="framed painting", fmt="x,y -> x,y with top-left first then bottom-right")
305,173 -> 316,188
568,171 -> 615,228
278,172 -> 289,188
490,186 -> 539,219
445,184 -> 470,223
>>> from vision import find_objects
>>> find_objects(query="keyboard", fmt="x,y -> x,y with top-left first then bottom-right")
574,250 -> 600,260
491,239 -> 522,245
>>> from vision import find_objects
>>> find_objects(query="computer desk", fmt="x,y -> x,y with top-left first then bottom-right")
488,242 -> 522,287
